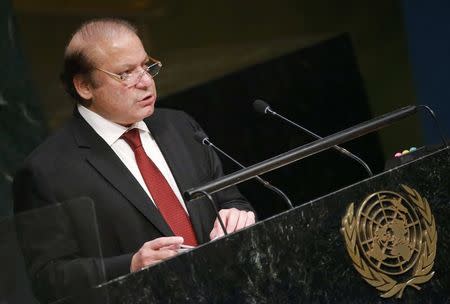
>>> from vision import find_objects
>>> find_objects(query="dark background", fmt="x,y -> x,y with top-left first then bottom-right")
159,34 -> 384,218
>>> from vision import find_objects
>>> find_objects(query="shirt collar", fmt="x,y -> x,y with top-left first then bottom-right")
77,104 -> 150,146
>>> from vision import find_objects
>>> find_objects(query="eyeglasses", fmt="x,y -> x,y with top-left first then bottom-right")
95,56 -> 162,88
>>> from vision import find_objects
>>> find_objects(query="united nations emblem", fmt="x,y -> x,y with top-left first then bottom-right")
341,185 -> 437,298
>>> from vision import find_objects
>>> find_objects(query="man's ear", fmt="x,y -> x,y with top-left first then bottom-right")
73,74 -> 93,100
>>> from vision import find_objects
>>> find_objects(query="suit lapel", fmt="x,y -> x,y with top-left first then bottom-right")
145,112 -> 191,198
69,113 -> 173,237
145,111 -> 208,244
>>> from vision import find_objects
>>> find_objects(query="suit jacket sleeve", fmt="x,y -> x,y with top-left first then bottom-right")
13,164 -> 132,303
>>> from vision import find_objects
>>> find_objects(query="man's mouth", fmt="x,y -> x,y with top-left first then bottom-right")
141,93 -> 152,101
138,92 -> 156,105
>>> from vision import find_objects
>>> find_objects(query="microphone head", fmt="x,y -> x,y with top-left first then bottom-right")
253,99 -> 271,115
193,131 -> 210,145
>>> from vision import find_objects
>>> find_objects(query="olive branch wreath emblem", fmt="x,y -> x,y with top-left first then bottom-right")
341,185 -> 437,299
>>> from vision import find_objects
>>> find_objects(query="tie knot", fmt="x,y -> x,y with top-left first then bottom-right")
122,128 -> 143,150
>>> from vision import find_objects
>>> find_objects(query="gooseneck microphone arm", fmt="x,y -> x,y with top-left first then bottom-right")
192,190 -> 228,237
184,105 -> 418,200
253,99 -> 373,177
194,131 -> 294,209
417,105 -> 449,147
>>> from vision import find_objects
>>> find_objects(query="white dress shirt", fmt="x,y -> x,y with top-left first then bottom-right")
78,104 -> 188,212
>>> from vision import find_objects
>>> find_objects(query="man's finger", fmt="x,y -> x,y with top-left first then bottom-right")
160,243 -> 183,251
244,211 -> 256,227
225,209 -> 240,233
147,236 -> 184,250
143,248 -> 178,263
210,208 -> 231,239
210,220 -> 226,239
209,218 -> 220,239
218,209 -> 230,227
235,211 -> 249,231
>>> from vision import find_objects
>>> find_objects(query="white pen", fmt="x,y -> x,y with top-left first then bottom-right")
180,244 -> 195,249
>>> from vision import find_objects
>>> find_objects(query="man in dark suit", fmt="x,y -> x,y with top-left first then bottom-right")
13,18 -> 255,302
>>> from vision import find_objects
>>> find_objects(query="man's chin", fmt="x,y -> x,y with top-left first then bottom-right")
143,104 -> 155,117
135,105 -> 155,122
116,108 -> 155,126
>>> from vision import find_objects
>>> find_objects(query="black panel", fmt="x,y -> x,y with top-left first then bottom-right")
0,0 -> 46,217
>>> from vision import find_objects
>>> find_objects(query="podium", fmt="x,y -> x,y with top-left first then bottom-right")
58,146 -> 450,303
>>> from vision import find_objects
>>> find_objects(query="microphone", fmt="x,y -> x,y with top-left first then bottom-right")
253,99 -> 373,177
194,131 -> 294,209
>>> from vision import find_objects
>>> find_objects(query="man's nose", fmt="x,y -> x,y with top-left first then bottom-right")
135,71 -> 153,89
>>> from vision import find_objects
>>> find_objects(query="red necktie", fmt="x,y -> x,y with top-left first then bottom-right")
122,128 -> 198,246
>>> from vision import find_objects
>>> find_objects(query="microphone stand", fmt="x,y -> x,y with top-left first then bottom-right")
184,105 -> 418,200
198,135 -> 294,209
255,100 -> 373,177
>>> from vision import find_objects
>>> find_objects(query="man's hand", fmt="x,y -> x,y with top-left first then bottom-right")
130,236 -> 184,272
209,208 -> 255,240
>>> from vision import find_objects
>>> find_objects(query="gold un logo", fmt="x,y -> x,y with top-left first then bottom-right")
341,185 -> 437,299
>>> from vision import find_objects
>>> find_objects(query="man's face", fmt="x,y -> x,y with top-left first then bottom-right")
85,33 -> 157,126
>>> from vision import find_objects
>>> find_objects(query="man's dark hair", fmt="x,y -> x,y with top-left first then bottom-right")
60,18 -> 138,103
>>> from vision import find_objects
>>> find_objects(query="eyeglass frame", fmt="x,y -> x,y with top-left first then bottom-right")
95,55 -> 162,88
